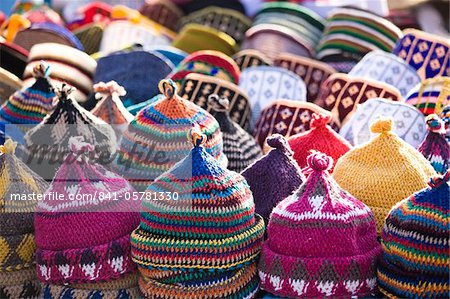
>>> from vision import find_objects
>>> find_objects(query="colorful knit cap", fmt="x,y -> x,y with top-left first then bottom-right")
179,6 -> 251,44
239,66 -> 307,126
377,171 -> 449,298
139,0 -> 184,31
24,84 -> 116,181
259,152 -> 380,298
333,118 -> 437,233
94,50 -> 174,108
0,68 -> 22,105
172,23 -> 239,56
233,49 -> 272,70
315,73 -> 403,128
405,77 -> 450,116
241,134 -> 305,224
34,137 -> 140,286
339,98 -> 427,149
73,23 -> 105,55
0,139 -> 49,299
288,113 -> 351,172
0,61 -> 54,125
418,114 -> 450,175
178,73 -> 252,131
151,46 -> 188,67
23,43 -> 97,104
440,105 -> 450,142
316,8 -> 402,62
274,53 -> 337,102
253,100 -> 331,150
168,50 -> 241,85
92,81 -> 134,140
208,94 -> 262,172
393,29 -> 450,80
349,51 -> 421,97
130,127 -> 265,298
112,79 -> 225,191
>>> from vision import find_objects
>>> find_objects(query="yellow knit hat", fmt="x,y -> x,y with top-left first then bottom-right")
333,118 -> 436,234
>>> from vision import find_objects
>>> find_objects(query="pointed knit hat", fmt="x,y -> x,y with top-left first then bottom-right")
112,79 -> 226,191
0,139 -> 49,299
333,118 -> 437,233
288,113 -> 351,173
418,114 -> 450,175
207,94 -> 262,172
130,127 -> 265,298
259,152 -> 381,298
241,134 -> 305,225
377,171 -> 449,298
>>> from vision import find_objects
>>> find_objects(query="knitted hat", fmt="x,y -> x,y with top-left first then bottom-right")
112,79 -> 225,191
0,139 -> 49,299
241,134 -> 305,224
0,61 -> 54,125
0,68 -> 22,104
377,171 -> 449,298
66,2 -> 112,30
94,50 -> 174,108
418,114 -> 450,175
168,50 -> 241,85
233,49 -> 272,70
178,73 -> 252,131
349,51 -> 421,97
393,29 -> 450,80
73,23 -> 105,55
288,113 -> 351,172
172,24 -> 238,56
34,137 -> 140,287
253,100 -> 331,150
23,43 -> 97,104
259,152 -> 381,298
130,127 -> 265,298
440,105 -> 450,142
315,73 -> 403,128
274,53 -> 336,102
0,41 -> 28,78
126,94 -> 162,116
239,66 -> 306,126
139,0 -> 184,31
208,94 -> 262,172
151,46 -> 187,67
24,84 -> 116,181
339,98 -> 427,149
91,81 -> 134,140
333,118 -> 437,233
405,77 -> 449,116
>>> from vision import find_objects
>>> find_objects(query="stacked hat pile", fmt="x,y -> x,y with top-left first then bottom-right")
130,127 -> 265,298
0,139 -> 48,299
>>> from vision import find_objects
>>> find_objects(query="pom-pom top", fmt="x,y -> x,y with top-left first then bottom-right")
266,134 -> 292,154
188,125 -> 207,147
306,151 -> 333,172
310,113 -> 332,129
32,60 -> 51,78
428,171 -> 450,189
426,114 -> 446,135
93,80 -> 126,99
0,139 -> 17,155
53,83 -> 75,103
208,94 -> 230,113
370,117 -> 393,134
158,79 -> 177,100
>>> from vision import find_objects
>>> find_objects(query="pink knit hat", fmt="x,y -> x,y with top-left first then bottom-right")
259,152 -> 380,298
34,137 -> 140,285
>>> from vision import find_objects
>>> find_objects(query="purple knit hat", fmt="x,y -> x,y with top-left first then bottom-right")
34,137 -> 140,286
241,134 -> 305,224
259,152 -> 381,298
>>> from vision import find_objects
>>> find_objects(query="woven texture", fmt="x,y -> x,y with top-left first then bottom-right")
130,127 -> 264,298
405,77 -> 449,117
139,0 -> 183,31
418,114 -> 450,175
377,172 -> 450,298
233,49 -> 272,71
333,118 -> 437,233
259,152 -> 381,298
288,113 -> 351,173
241,134 -> 305,225
112,79 -> 225,191
0,268 -> 41,299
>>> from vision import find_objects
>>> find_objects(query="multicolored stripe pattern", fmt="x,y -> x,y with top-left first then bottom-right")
405,77 -> 450,116
377,172 -> 450,298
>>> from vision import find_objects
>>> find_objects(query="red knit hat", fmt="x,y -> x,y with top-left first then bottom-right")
288,113 -> 351,172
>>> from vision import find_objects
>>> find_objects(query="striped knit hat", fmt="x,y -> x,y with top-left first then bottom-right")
0,61 -> 54,125
241,134 -> 305,225
208,94 -> 262,172
34,137 -> 140,295
405,77 -> 449,116
130,127 -> 265,298
288,113 -> 351,173
377,171 -> 450,298
333,118 -> 437,233
0,139 -> 49,299
418,114 -> 450,175
112,79 -> 225,191
24,84 -> 116,181
259,152 -> 380,298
